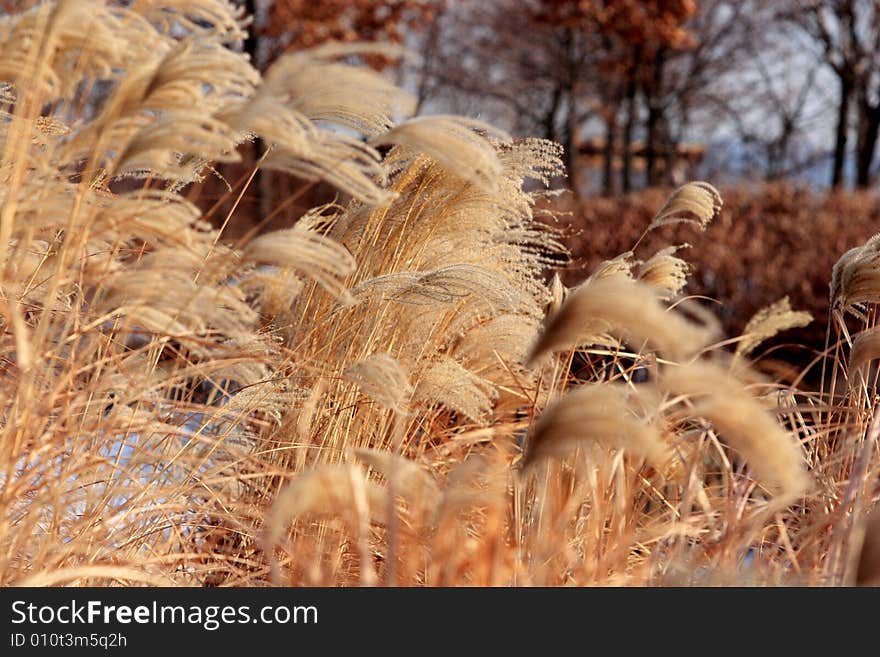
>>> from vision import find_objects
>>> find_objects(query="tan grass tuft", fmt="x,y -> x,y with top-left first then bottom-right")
354,448 -> 442,516
344,353 -> 413,413
370,115 -> 509,192
831,234 -> 880,318
244,220 -> 356,302
848,326 -> 880,383
660,361 -> 811,503
637,244 -> 691,300
523,384 -> 672,470
414,356 -> 497,424
586,251 -> 635,283
454,314 -> 541,370
267,465 -> 388,547
259,42 -> 415,136
735,297 -> 813,358
649,181 -> 723,232
526,276 -> 718,366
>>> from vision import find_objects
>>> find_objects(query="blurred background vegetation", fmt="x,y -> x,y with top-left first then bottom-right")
239,0 -> 880,193
222,0 -> 880,367
9,0 -> 878,360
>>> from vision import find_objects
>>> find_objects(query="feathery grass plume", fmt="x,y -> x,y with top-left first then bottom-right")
637,244 -> 691,300
266,464 -> 388,585
344,353 -> 413,413
237,93 -> 391,204
370,116 -> 510,192
230,44 -> 415,204
244,220 -> 357,302
648,181 -> 723,232
735,297 -> 813,358
354,448 -> 442,516
660,361 -> 811,503
0,1 -> 156,100
267,465 -> 388,545
544,272 -> 567,320
848,326 -> 880,385
114,114 -> 242,180
136,0 -> 249,42
237,266 -> 305,317
93,189 -> 206,244
205,331 -> 280,386
260,42 -> 415,135
586,252 -> 635,283
414,356 -> 497,424
60,24 -> 255,185
453,314 -> 541,371
830,234 -> 880,319
351,264 -> 521,310
522,383 -> 671,470
526,276 -> 719,367
96,245 -> 257,340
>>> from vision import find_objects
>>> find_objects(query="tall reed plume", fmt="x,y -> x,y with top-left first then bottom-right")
0,1 -> 876,587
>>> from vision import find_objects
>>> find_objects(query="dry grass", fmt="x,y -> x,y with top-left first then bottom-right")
0,1 -> 878,588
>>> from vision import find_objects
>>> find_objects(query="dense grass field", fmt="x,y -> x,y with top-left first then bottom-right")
1,0 -> 879,587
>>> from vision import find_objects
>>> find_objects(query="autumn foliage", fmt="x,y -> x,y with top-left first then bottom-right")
532,0 -> 696,49
560,184 -> 880,368
266,0 -> 440,63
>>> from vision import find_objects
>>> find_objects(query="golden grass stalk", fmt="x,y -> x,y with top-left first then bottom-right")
522,383 -> 672,470
526,276 -> 718,366
369,115 -> 509,192
0,0 -> 871,588
735,297 -> 813,358
344,353 -> 413,413
660,361 -> 812,504
637,244 -> 691,300
648,181 -> 723,232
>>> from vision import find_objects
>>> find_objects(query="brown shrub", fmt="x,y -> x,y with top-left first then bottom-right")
559,184 -> 880,365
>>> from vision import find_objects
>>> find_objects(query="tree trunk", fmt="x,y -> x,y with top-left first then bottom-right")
602,116 -> 616,197
414,5 -> 445,115
856,97 -> 880,188
564,88 -> 581,196
645,107 -> 660,187
559,28 -> 581,196
238,0 -> 267,220
621,46 -> 642,193
645,49 -> 666,187
832,74 -> 853,188
543,82 -> 562,142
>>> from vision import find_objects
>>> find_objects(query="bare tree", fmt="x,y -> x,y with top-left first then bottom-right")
425,1 -> 598,190
426,1 -> 760,194
709,18 -> 823,181
784,0 -> 880,188
639,0 -> 748,186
